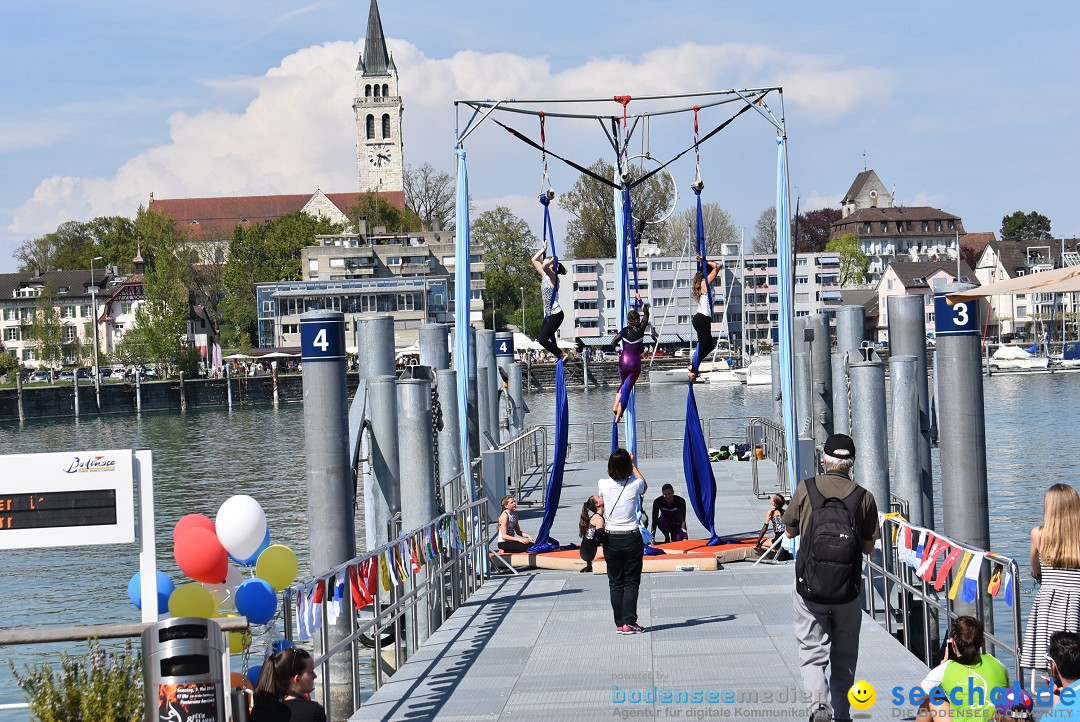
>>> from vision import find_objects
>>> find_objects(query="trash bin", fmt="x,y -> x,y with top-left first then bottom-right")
142,617 -> 226,722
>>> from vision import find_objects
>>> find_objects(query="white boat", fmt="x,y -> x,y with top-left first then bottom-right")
733,358 -> 772,386
700,357 -> 740,383
989,345 -> 1049,370
649,368 -> 694,384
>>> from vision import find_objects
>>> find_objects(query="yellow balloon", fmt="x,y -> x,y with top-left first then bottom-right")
168,583 -> 216,619
223,612 -> 251,654
255,545 -> 299,592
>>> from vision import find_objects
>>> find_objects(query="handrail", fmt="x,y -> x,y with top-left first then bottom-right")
861,515 -> 1024,682
749,417 -> 788,498
498,425 -> 548,503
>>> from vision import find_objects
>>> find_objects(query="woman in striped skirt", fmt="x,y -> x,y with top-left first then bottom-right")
1020,483 -> 1080,679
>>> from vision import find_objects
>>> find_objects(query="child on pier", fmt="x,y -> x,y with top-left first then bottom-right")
497,496 -> 535,553
611,292 -> 650,423
578,495 -> 606,573
689,255 -> 720,381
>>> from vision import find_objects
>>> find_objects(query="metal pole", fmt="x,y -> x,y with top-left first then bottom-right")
15,371 -> 24,422
419,323 -> 450,371
356,315 -> 396,380
135,369 -> 142,412
398,378 -> 437,644
476,365 -> 491,450
494,332 -> 514,442
890,355 -> 921,524
477,329 -> 498,446
887,294 -> 935,528
225,363 -> 232,410
72,374 -> 79,418
464,326 -> 479,464
367,375 -> 401,552
831,353 -> 849,436
507,363 -> 525,438
848,356 -> 890,507
299,310 -> 355,718
808,313 -> 832,444
179,371 -> 186,412
90,256 -> 103,410
436,369 -> 464,501
771,349 -> 782,424
835,304 -> 866,360
794,352 -> 812,439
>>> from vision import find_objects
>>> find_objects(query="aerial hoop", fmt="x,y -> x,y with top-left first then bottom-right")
621,153 -> 678,226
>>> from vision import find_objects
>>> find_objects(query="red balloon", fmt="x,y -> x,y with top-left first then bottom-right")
174,514 -> 215,543
175,527 -> 228,584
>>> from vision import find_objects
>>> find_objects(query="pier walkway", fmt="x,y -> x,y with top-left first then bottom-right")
351,458 -> 930,721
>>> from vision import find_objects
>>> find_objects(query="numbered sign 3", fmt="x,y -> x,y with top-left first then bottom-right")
933,292 -> 980,337
301,314 -> 346,362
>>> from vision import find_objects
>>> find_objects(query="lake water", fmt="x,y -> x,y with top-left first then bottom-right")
0,371 -> 1075,712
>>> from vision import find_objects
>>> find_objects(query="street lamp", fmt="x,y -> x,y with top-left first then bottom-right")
90,256 -> 103,407
520,286 -> 525,334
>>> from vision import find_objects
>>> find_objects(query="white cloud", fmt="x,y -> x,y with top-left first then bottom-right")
799,192 -> 839,211
8,38 -> 894,242
909,191 -> 948,209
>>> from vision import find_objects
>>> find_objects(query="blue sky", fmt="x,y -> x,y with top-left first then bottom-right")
1,1 -> 1078,271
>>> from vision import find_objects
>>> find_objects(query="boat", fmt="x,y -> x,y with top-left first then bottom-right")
989,344 -> 1049,370
700,357 -> 740,383
733,357 -> 772,386
1052,342 -> 1080,368
649,368 -> 694,384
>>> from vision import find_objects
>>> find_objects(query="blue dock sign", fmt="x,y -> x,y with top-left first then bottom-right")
933,291 -> 980,337
301,314 -> 346,362
495,334 -> 515,358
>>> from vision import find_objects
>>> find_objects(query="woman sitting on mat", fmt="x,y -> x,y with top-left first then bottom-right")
754,493 -> 787,554
650,484 -> 687,543
578,495 -> 606,573
611,292 -> 650,423
532,248 -> 567,361
497,495 -> 534,553
688,254 -> 720,381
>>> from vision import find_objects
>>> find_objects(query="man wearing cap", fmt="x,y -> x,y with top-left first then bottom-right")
783,433 -> 880,722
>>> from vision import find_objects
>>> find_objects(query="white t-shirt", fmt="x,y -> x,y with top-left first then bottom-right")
599,476 -> 646,531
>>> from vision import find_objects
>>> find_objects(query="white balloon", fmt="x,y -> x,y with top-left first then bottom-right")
203,565 -> 244,610
215,495 -> 268,560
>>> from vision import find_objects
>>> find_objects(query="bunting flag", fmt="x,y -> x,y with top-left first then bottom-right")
934,546 -> 965,592
949,552 -> 973,601
456,518 -> 467,548
916,535 -> 945,579
961,552 -> 985,604
296,583 -> 313,641
902,525 -> 917,566
326,573 -> 342,625
1003,569 -> 1014,607
311,580 -> 325,633
396,542 -> 410,580
411,542 -> 422,573
914,530 -> 929,567
380,551 -> 393,590
987,565 -> 1003,596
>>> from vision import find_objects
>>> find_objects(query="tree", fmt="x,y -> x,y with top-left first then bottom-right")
347,194 -> 421,234
657,203 -> 738,257
793,207 -> 842,253
1001,211 -> 1052,241
404,163 -> 456,231
14,216 -> 139,274
26,281 -> 65,367
559,158 -> 674,258
825,233 -> 869,287
471,207 -> 540,332
752,206 -> 777,254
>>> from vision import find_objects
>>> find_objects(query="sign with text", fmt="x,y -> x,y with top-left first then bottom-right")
300,314 -> 346,362
0,450 -> 135,549
933,292 -> 980,337
495,334 -> 515,358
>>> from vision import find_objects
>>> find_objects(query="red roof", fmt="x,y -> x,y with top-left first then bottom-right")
149,191 -> 406,240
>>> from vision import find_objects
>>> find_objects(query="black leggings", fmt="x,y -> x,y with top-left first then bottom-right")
691,312 -> 716,373
498,540 -> 530,553
538,311 -> 565,358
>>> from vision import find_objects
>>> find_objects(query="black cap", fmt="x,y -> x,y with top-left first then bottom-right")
824,433 -> 856,459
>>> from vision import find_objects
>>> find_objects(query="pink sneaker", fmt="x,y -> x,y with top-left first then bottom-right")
616,625 -> 635,635
628,623 -> 647,633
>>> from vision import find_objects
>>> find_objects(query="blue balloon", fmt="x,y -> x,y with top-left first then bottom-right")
246,665 -> 263,688
229,528 -> 271,567
235,578 -> 277,624
127,571 -> 175,611
271,638 -> 295,654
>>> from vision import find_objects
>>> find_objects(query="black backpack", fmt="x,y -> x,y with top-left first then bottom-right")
795,477 -> 866,604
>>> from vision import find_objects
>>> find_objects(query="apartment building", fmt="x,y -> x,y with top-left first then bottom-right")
255,230 -> 485,349
875,261 -> 976,343
558,247 -> 844,353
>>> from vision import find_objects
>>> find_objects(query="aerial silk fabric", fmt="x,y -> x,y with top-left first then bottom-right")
613,180 -> 637,457
528,359 -> 567,552
775,136 -> 799,486
682,186 -> 722,546
454,147 -> 473,497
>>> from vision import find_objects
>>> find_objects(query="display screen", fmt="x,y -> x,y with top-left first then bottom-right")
0,490 -> 117,531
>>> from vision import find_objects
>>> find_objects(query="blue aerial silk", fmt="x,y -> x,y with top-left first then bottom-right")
682,186 -> 722,546
528,358 -> 567,552
454,147 -> 473,497
528,193 -> 568,553
775,136 -> 799,486
612,182 -> 638,457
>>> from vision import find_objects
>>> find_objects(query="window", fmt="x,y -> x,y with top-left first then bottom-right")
926,312 -> 935,323
366,115 -> 375,139
651,261 -> 673,271
796,258 -> 808,267
605,263 -> 614,272
365,84 -> 372,98
382,114 -> 391,139
4,328 -> 18,341
605,281 -> 614,290
382,84 -> 389,96
653,297 -> 671,307
767,258 -> 778,267
677,315 -> 690,324
653,279 -> 674,290
864,222 -> 872,234
573,282 -> 597,292
282,324 -> 299,335
63,326 -> 76,343
81,305 -> 90,317
676,278 -> 689,289
62,306 -> 75,319
887,279 -> 895,290
386,256 -> 402,266
606,300 -> 615,309
922,221 -> 930,232
442,255 -> 454,267
948,220 -> 955,230
1017,305 -> 1028,317
574,264 -> 597,274
796,293 -> 809,303
574,299 -> 598,310
308,259 -> 319,272
881,222 -> 889,232
935,221 -> 943,232
796,276 -> 809,285
329,258 -> 345,268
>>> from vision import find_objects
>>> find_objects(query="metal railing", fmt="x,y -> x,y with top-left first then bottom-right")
283,488 -> 490,714
500,425 -> 549,503
545,416 -> 769,462
861,515 -> 1024,681
749,417 -> 789,498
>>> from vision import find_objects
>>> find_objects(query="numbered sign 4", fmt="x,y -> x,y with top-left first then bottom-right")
301,314 -> 346,362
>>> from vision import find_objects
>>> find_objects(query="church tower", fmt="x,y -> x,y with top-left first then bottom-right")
354,0 -> 404,194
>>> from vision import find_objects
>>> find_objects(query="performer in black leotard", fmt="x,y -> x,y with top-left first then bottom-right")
532,248 -> 567,360
689,254 -> 720,381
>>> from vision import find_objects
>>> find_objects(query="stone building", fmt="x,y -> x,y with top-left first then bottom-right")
354,0 -> 404,194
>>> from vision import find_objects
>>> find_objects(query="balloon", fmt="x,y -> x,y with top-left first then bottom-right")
246,665 -> 263,689
271,638 -> 295,654
168,583 -> 216,619
216,495 -> 268,560
234,578 -> 277,624
229,528 -> 270,567
256,545 -> 298,591
127,571 -> 175,611
173,514 -> 215,543
174,527 -> 229,584
222,613 -> 251,654
203,565 -> 244,610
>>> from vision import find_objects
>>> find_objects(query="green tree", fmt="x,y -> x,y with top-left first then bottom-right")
404,163 -> 456,231
27,281 -> 65,367
0,350 -> 19,381
347,194 -> 421,234
752,206 -> 777,254
825,233 -> 869,286
14,217 -> 139,274
472,207 -> 540,331
1001,211 -> 1052,241
559,158 -> 674,258
221,211 -> 344,346
658,203 -> 738,257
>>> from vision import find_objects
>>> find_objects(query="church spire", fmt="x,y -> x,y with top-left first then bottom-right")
357,0 -> 391,75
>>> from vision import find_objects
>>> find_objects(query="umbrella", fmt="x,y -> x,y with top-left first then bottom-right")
259,351 -> 298,359
223,353 -> 253,360
556,338 -> 576,350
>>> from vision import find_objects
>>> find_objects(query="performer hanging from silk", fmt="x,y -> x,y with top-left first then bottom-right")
611,291 -> 649,423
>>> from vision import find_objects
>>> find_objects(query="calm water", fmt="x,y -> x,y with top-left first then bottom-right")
0,372 -> 1075,710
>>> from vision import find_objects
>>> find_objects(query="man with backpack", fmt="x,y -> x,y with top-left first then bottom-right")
782,433 -> 880,722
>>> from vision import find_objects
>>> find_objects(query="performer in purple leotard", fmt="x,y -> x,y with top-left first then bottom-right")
611,293 -> 650,423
